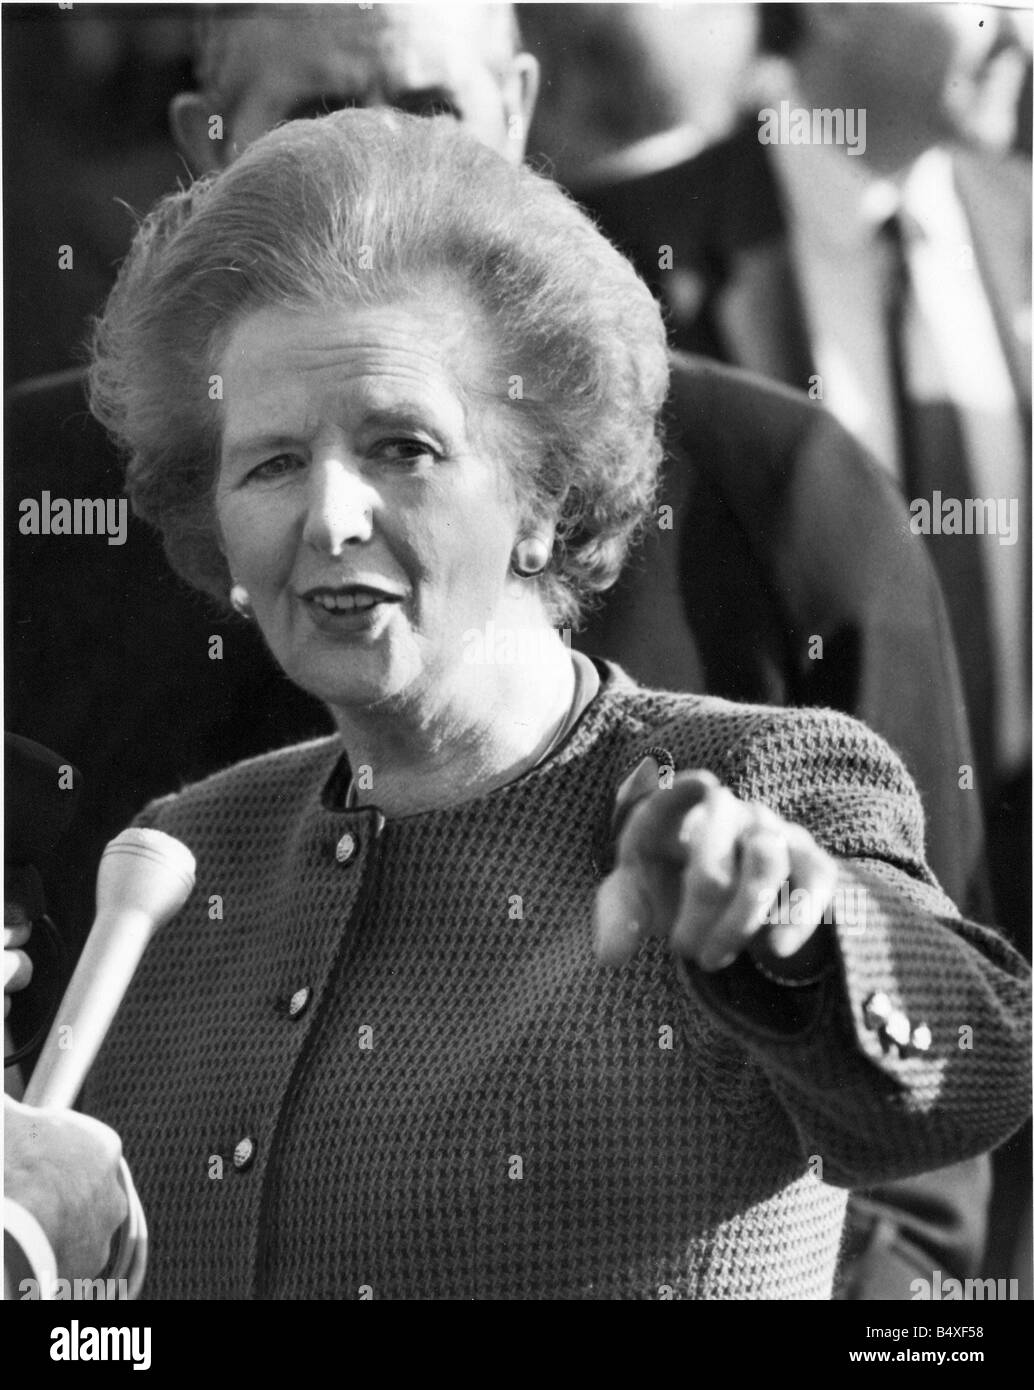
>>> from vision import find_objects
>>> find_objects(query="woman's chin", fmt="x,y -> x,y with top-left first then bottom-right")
287,646 -> 420,714
265,606 -> 413,706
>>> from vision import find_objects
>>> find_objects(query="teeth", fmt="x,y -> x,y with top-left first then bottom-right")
311,592 -> 381,613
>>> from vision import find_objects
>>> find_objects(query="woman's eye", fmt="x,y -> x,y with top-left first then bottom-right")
376,439 -> 438,468
247,454 -> 304,482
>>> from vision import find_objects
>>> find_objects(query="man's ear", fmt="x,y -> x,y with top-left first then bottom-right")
169,92 -> 227,175
503,53 -> 540,160
515,52 -> 540,128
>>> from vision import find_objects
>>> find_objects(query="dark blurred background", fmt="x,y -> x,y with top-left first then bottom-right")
4,2 -> 1030,385
3,3 -> 195,384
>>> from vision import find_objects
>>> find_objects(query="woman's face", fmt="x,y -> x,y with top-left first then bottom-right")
214,279 -> 534,714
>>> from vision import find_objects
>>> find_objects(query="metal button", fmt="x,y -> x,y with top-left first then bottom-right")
335,832 -> 357,864
233,1137 -> 255,1170
288,987 -> 310,1019
883,1009 -> 911,1049
910,1022 -> 932,1052
863,991 -> 892,1029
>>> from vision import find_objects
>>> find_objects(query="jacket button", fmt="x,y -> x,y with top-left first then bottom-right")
863,991 -> 892,1029
233,1137 -> 255,1170
910,1022 -> 932,1052
883,1009 -> 911,1049
335,832 -> 357,864
288,987 -> 310,1019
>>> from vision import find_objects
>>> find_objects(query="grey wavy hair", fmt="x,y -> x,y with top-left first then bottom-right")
89,108 -> 669,627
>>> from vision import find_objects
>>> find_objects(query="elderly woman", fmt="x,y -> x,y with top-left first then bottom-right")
81,110 -> 1029,1301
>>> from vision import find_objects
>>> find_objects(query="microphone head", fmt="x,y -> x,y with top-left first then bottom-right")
96,828 -> 196,929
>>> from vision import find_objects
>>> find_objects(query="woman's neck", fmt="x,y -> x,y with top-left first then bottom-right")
332,616 -> 578,818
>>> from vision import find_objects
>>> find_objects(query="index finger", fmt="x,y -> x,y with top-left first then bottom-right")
614,770 -> 721,869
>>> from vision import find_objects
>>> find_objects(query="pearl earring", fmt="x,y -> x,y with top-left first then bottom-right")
511,536 -> 550,578
229,583 -> 253,619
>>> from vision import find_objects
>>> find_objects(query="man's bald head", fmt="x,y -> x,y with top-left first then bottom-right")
171,3 -> 537,171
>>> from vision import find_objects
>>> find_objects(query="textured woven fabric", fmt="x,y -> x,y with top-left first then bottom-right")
83,665 -> 1031,1300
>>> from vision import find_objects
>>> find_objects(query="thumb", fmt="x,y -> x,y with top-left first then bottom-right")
593,863 -> 655,967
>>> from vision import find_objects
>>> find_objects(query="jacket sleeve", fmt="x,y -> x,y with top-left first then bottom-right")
670,705 -> 1031,1188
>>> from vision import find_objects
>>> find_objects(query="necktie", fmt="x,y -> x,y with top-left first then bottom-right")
880,210 -> 996,790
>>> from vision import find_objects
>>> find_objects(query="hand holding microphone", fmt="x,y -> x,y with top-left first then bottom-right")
5,1094 -> 129,1285
4,732 -> 79,1043
4,907 -> 33,1017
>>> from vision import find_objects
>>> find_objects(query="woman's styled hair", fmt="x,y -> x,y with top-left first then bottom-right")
89,108 -> 669,625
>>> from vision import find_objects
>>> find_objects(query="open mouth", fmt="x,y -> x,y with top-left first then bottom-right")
300,584 -> 404,618
310,591 -> 384,614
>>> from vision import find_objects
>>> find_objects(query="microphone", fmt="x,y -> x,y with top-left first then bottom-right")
23,828 -> 195,1110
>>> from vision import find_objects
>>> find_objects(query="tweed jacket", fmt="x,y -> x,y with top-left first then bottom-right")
84,668 -> 1031,1300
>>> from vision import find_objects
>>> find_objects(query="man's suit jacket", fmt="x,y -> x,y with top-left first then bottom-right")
588,121 -> 1031,419
577,352 -> 988,923
588,123 -> 1032,820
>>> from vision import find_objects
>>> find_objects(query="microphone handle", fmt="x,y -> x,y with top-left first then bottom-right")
22,909 -> 153,1110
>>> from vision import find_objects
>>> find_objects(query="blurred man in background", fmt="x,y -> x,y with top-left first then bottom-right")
168,1 -> 538,170
520,2 -> 757,193
590,2 -> 1032,947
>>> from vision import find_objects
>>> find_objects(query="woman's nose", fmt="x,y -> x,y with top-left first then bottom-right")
302,456 -> 375,555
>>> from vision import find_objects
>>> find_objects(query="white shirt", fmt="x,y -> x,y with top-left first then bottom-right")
770,136 -> 1029,776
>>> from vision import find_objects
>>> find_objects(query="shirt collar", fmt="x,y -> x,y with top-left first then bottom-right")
765,81 -> 900,250
897,145 -> 964,245
770,124 -> 899,251
576,123 -> 707,190
769,88 -> 966,254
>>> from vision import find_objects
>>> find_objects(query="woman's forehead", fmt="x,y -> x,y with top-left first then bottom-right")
220,280 -> 494,369
216,296 -> 504,448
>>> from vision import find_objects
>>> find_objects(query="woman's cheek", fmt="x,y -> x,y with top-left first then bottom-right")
213,488 -> 248,561
218,495 -> 291,587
